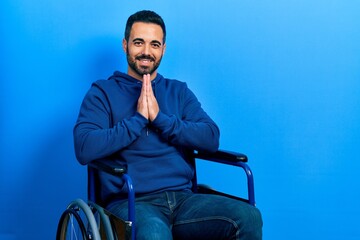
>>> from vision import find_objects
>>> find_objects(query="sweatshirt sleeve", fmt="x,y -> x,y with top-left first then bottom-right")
73,85 -> 148,165
151,85 -> 220,152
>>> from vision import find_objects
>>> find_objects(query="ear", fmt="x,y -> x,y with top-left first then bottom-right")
122,38 -> 127,53
162,43 -> 166,55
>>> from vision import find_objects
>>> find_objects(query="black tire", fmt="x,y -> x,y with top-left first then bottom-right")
56,208 -> 88,240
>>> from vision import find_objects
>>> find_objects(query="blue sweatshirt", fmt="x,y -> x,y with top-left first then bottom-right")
74,71 -> 220,205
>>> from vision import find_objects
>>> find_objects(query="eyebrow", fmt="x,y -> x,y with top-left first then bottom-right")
132,38 -> 162,46
132,38 -> 144,43
151,40 -> 162,46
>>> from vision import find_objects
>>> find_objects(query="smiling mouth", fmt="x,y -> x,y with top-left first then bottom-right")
137,57 -> 154,68
136,55 -> 155,62
140,59 -> 151,63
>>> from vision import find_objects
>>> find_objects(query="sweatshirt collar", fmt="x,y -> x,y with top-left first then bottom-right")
111,71 -> 163,85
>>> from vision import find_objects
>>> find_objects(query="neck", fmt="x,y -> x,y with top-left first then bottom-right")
127,68 -> 157,81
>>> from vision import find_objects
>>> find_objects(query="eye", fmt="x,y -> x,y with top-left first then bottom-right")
134,41 -> 143,46
151,43 -> 161,49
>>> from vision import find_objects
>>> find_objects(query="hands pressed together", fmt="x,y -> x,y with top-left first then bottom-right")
137,74 -> 159,122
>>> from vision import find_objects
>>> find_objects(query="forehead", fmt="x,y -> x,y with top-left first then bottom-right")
129,22 -> 164,42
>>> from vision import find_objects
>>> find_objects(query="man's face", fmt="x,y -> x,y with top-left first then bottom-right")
123,22 -> 166,80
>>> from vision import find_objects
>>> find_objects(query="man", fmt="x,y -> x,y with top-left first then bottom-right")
74,10 -> 262,240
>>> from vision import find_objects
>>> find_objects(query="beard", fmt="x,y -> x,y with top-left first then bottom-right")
126,52 -> 163,76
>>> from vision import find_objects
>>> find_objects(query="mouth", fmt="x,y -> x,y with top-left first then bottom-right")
139,59 -> 151,64
137,58 -> 154,68
136,55 -> 155,63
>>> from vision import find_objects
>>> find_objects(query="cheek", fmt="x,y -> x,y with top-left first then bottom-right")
127,51 -> 140,61
154,50 -> 164,59
126,46 -> 139,56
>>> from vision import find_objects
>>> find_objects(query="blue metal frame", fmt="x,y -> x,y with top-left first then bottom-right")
198,158 -> 255,206
236,161 -> 255,206
85,150 -> 256,240
121,173 -> 135,240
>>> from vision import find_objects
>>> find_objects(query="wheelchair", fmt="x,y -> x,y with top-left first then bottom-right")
56,150 -> 256,240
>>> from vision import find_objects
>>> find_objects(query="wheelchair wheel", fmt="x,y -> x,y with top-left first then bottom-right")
56,208 -> 87,239
56,199 -> 101,240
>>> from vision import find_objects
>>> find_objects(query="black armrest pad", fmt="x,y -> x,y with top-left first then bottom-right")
88,160 -> 127,176
194,150 -> 248,162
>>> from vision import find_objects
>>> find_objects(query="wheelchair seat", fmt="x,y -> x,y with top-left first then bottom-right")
56,150 -> 256,240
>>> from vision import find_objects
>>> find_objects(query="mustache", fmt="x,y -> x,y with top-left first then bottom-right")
135,54 -> 155,61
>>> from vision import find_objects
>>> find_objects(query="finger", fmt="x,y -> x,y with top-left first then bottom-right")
137,75 -> 149,119
139,75 -> 146,99
142,74 -> 148,92
146,74 -> 154,96
145,74 -> 150,94
145,74 -> 159,121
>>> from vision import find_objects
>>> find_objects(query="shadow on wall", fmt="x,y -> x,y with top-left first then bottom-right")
76,35 -> 126,86
5,37 -> 127,239
8,118 -> 85,239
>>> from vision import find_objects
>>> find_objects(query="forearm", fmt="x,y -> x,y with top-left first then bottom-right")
74,113 -> 147,164
152,112 -> 220,152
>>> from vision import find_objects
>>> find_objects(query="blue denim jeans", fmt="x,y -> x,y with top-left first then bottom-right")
107,190 -> 262,240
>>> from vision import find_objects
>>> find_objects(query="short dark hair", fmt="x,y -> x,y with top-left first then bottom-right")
124,10 -> 166,43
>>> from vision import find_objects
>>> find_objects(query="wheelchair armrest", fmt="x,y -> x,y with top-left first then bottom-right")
193,149 -> 256,206
193,149 -> 248,163
88,161 -> 135,229
88,160 -> 127,176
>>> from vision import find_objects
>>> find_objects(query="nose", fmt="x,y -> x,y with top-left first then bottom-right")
142,43 -> 150,55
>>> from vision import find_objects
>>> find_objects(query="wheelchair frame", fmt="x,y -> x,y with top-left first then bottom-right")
56,150 -> 256,240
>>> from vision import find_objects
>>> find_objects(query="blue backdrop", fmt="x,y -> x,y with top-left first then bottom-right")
1,0 -> 359,239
